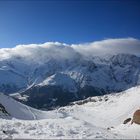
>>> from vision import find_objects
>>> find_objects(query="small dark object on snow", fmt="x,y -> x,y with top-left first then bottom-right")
105,98 -> 108,102
107,127 -> 110,130
123,118 -> 131,124
2,130 -> 6,134
107,126 -> 114,130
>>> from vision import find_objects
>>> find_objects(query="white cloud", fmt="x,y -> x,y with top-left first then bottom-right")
0,38 -> 140,62
71,38 -> 140,57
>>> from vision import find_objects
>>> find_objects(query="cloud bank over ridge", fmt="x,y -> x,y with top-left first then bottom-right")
0,38 -> 140,61
72,38 -> 140,57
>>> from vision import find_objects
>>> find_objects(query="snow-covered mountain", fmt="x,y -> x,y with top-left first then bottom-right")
0,43 -> 140,109
1,85 -> 140,139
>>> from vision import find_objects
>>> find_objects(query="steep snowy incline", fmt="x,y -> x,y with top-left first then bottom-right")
0,93 -> 58,120
38,73 -> 77,92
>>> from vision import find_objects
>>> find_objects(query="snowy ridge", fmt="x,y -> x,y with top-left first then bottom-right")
0,93 -> 58,120
39,73 -> 77,92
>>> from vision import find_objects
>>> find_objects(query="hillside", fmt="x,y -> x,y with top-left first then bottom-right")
0,86 -> 140,139
0,93 -> 59,120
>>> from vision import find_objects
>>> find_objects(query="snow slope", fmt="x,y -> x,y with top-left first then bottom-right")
0,93 -> 59,120
1,86 -> 140,139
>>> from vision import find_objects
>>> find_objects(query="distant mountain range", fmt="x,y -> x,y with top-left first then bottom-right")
0,44 -> 140,109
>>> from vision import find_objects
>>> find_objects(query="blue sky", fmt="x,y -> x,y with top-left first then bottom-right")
0,0 -> 140,48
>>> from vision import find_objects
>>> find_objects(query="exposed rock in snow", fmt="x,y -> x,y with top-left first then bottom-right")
123,118 -> 131,124
0,103 -> 10,117
131,110 -> 140,125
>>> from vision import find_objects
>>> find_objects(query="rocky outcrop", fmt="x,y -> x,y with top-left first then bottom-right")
0,103 -> 10,116
131,110 -> 140,124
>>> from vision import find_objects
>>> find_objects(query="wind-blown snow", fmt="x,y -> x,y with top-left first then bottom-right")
1,86 -> 140,139
72,38 -> 140,57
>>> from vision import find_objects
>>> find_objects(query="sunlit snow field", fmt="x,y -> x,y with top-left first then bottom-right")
0,86 -> 140,139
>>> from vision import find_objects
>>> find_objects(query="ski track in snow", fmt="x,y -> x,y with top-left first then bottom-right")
25,105 -> 36,120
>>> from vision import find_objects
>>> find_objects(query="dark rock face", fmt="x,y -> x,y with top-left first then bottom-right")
0,84 -> 20,94
22,85 -> 105,110
0,103 -> 10,116
25,86 -> 75,109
